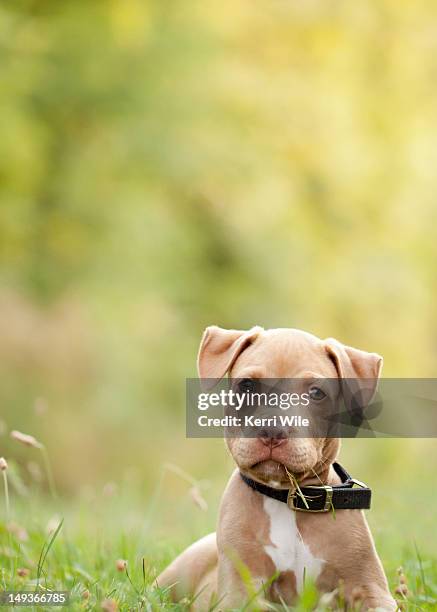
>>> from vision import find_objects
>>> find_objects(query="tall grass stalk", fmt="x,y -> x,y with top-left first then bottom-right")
40,445 -> 58,500
0,458 -> 14,577
10,431 -> 58,500
1,458 -> 10,520
2,470 -> 10,520
36,517 -> 64,589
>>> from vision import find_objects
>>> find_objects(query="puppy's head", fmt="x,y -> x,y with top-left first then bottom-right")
198,326 -> 382,487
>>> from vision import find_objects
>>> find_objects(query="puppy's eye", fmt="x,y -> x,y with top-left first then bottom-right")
238,378 -> 255,394
309,386 -> 326,401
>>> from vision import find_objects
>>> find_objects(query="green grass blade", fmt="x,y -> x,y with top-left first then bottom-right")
36,518 -> 64,589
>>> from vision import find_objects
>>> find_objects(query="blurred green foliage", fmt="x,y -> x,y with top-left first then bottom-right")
1,0 -> 437,546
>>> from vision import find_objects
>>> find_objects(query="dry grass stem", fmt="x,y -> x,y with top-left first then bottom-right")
10,431 -> 58,499
1,457 -> 10,520
10,430 -> 43,448
189,485 -> 208,511
284,465 -> 310,510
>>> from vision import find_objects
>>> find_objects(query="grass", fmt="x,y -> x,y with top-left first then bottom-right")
0,496 -> 177,610
1,440 -> 437,610
1,502 -> 437,611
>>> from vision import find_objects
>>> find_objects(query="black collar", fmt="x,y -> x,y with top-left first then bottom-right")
240,462 -> 371,512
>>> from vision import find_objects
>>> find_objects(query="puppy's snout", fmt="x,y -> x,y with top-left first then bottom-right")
258,427 -> 286,448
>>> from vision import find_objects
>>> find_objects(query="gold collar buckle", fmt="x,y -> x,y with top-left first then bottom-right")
287,484 -> 333,512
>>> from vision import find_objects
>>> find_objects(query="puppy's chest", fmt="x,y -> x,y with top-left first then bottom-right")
262,496 -> 325,594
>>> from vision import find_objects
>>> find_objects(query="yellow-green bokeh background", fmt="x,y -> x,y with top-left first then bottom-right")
1,0 -> 437,560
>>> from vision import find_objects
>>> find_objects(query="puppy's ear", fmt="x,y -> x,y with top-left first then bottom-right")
325,338 -> 383,417
197,326 -> 263,384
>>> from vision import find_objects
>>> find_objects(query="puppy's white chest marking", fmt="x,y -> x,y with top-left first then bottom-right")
263,496 -> 324,594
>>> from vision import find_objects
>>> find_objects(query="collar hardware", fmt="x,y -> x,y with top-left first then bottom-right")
287,484 -> 334,512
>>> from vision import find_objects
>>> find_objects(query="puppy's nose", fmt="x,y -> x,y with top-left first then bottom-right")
258,427 -> 286,448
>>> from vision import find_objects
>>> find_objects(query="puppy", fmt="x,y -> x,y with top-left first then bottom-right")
157,327 -> 397,610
